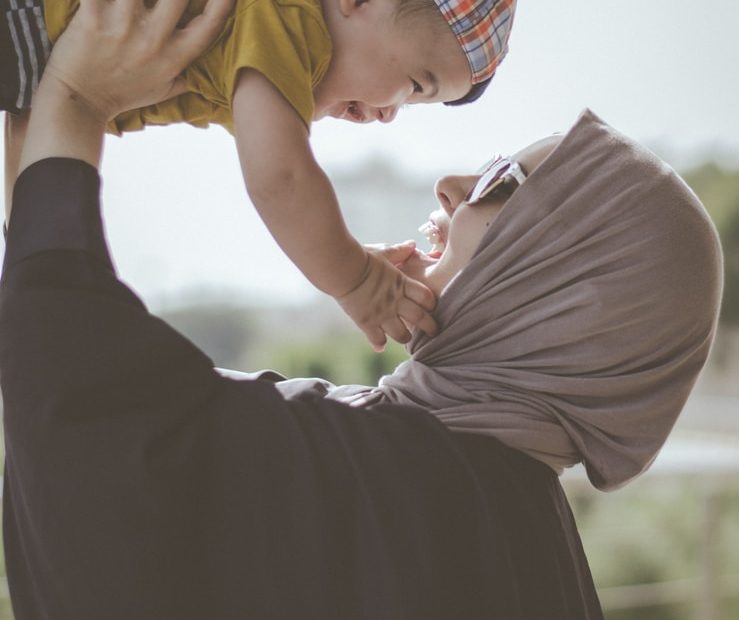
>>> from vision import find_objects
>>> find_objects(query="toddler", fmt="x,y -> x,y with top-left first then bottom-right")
1,0 -> 517,350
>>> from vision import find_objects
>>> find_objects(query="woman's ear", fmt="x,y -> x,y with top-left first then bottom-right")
513,135 -> 562,176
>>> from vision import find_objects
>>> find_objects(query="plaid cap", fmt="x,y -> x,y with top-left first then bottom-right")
433,0 -> 517,84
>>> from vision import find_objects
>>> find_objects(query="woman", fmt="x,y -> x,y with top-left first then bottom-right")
0,2 -> 720,619
279,109 -> 723,492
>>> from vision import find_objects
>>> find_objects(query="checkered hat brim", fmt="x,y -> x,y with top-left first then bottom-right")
433,0 -> 517,84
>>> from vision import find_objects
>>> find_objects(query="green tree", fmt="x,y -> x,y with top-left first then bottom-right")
682,163 -> 739,325
161,304 -> 256,369
718,206 -> 739,324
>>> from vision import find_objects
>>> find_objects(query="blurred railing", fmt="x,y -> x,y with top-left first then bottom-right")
563,426 -> 739,620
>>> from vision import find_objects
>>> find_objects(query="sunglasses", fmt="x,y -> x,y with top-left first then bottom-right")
465,155 -> 526,205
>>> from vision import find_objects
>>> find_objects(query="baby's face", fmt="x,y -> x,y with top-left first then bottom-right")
314,0 -> 471,123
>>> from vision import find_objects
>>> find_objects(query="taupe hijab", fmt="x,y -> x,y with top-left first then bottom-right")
337,110 -> 723,491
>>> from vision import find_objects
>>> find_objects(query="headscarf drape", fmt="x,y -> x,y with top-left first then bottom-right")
337,110 -> 723,491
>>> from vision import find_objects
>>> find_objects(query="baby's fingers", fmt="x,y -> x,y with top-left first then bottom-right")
398,298 -> 438,337
382,316 -> 412,345
403,276 -> 436,313
368,240 -> 416,267
361,325 -> 388,353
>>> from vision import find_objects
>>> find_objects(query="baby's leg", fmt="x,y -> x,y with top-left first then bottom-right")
4,109 -> 30,221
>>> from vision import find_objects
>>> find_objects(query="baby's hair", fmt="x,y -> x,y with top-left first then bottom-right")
445,79 -> 491,106
393,0 -> 492,106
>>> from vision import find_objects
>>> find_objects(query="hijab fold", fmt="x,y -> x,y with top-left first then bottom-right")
336,110 -> 723,491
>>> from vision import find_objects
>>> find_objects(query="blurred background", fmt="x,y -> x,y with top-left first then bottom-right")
1,0 -> 738,618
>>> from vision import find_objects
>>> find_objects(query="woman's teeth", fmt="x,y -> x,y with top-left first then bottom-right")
418,220 -> 445,256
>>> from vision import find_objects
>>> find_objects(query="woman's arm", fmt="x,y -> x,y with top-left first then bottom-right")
2,0 -> 233,415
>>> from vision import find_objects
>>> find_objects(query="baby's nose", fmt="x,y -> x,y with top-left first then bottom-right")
376,105 -> 399,124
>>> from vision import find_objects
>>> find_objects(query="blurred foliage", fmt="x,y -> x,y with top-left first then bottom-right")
606,604 -> 690,620
682,163 -> 739,231
161,301 -> 410,385
569,479 -> 739,620
254,334 -> 409,386
717,208 -> 739,324
573,480 -> 701,588
161,304 -> 257,370
682,163 -> 739,325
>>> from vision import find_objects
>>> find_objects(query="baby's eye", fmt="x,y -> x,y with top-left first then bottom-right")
411,79 -> 423,94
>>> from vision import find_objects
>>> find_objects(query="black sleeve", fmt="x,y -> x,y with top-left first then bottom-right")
0,158 -> 219,423
0,163 -> 603,620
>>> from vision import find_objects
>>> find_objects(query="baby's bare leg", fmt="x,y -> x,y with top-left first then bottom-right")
4,109 -> 30,222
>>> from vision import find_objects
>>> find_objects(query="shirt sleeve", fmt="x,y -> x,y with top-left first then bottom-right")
218,0 -> 332,127
0,158 -> 218,423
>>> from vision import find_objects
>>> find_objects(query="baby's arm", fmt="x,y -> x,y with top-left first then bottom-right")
232,70 -> 437,350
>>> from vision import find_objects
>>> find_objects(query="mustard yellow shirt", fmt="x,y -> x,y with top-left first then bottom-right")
43,0 -> 332,134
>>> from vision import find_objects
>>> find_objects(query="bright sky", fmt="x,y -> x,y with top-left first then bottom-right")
2,0 -> 738,307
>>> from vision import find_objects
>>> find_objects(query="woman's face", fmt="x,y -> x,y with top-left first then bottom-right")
403,135 -> 562,295
413,174 -> 507,294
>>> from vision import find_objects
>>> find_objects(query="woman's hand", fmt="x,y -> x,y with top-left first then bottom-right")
45,0 -> 233,122
15,0 -> 232,185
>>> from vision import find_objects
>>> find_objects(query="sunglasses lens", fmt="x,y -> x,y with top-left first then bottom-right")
465,179 -> 486,204
465,156 -> 510,204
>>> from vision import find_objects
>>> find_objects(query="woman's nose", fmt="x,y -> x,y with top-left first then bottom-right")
434,175 -> 468,215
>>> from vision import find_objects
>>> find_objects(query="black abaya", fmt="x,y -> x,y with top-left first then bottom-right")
0,158 -> 603,619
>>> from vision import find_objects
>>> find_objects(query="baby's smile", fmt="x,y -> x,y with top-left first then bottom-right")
332,100 -> 382,124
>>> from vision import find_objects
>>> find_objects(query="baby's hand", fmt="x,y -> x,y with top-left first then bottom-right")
336,242 -> 438,352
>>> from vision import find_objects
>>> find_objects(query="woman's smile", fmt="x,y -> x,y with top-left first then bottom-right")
418,210 -> 448,257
